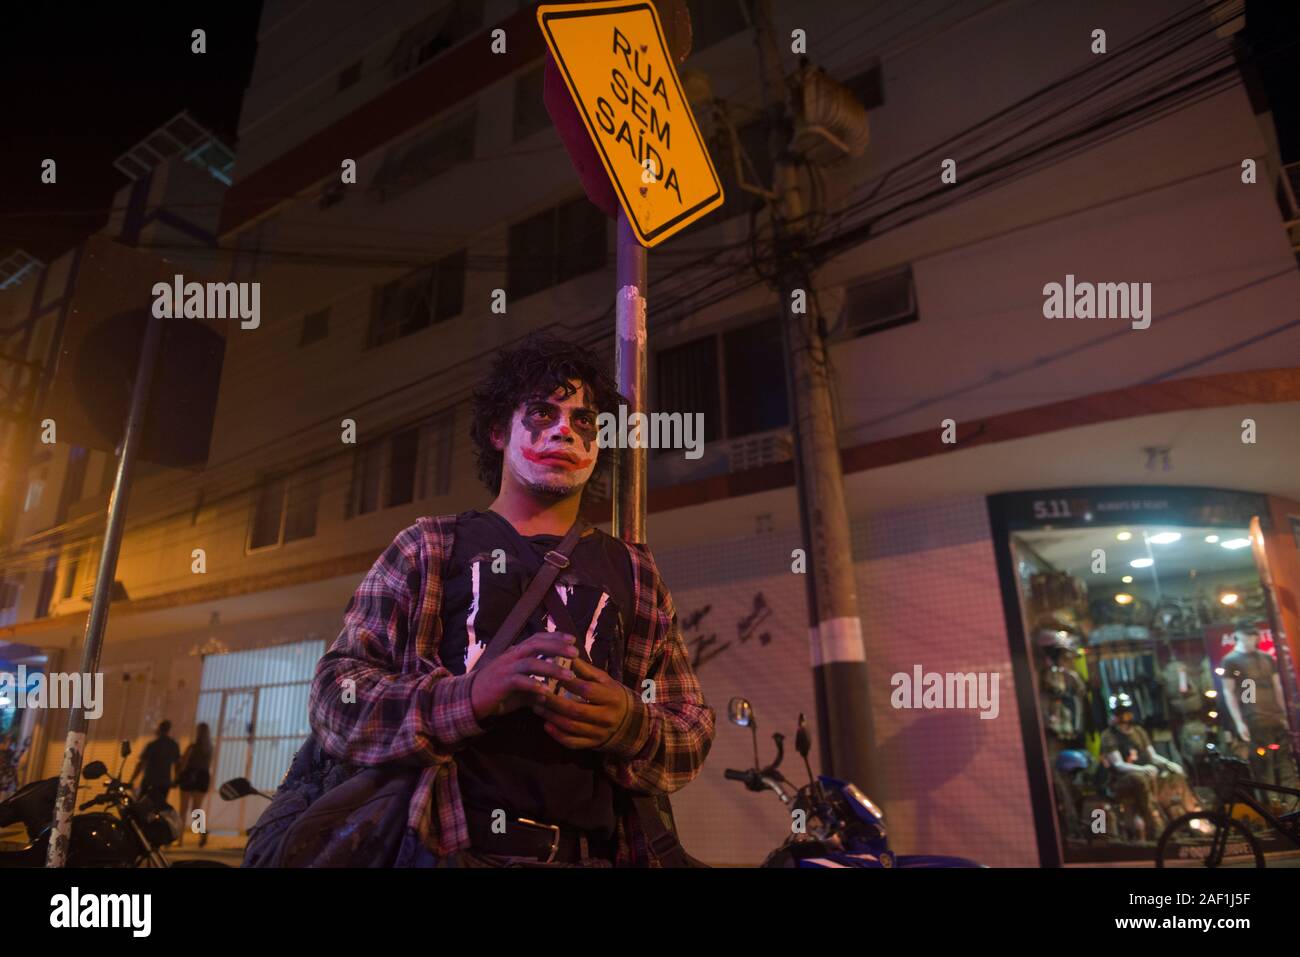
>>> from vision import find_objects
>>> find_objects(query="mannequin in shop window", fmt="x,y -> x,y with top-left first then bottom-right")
1037,630 -> 1087,739
1220,620 -> 1298,800
1101,693 -> 1190,840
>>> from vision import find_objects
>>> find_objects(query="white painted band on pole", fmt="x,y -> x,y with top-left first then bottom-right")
48,730 -> 86,865
810,616 -> 866,667
617,285 -> 647,344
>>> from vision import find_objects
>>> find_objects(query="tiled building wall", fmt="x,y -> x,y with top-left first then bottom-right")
660,496 -> 1039,867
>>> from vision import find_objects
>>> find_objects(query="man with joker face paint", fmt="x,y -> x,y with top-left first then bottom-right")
307,332 -> 714,867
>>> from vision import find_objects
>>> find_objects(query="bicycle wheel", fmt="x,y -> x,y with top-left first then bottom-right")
1156,812 -> 1264,868
169,859 -> 231,867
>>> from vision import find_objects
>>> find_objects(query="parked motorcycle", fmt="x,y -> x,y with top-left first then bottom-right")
0,739 -> 224,868
724,697 -> 984,868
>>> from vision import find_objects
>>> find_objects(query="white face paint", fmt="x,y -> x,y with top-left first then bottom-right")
496,380 -> 599,499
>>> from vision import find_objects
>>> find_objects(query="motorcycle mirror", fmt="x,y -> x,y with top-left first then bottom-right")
82,761 -> 108,780
219,777 -> 259,801
727,697 -> 754,729
795,713 -> 811,759
795,713 -> 817,790
120,740 -> 131,758
728,697 -> 762,771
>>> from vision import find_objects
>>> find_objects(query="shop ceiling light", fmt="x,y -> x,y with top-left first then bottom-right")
1147,532 -> 1182,544
1130,557 -> 1154,568
1116,531 -> 1133,541
1207,710 -> 1218,719
1205,689 -> 1217,698
1220,538 -> 1252,550
1114,593 -> 1134,605
1215,667 -> 1225,676
1219,592 -> 1240,606
1121,575 -> 1133,584
1204,534 -> 1220,544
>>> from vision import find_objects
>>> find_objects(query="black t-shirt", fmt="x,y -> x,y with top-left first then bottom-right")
1220,650 -> 1284,721
140,736 -> 180,788
439,509 -> 635,837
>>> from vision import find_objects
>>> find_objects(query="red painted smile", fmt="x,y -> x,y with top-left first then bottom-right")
523,448 -> 592,471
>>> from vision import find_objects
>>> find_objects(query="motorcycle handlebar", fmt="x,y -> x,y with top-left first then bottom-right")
724,769 -> 750,782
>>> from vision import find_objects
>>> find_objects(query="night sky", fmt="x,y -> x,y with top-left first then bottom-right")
0,1 -> 1294,266
0,4 -> 263,263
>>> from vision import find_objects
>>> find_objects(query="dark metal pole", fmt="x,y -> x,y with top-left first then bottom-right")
45,309 -> 165,867
613,210 -> 648,545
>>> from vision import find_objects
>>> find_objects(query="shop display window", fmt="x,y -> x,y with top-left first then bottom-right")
1008,520 -> 1297,862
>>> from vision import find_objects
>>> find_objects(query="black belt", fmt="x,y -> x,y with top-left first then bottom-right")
464,806 -> 615,863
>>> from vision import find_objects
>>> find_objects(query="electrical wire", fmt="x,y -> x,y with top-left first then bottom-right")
0,0 -> 1285,579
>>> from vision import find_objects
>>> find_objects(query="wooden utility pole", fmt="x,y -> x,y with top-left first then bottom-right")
747,0 -> 876,792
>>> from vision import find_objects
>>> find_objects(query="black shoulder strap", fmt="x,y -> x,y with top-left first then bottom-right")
629,793 -> 700,867
476,515 -> 587,669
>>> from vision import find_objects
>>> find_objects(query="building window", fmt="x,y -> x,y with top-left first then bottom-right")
248,468 -> 321,552
513,66 -> 549,141
842,57 -> 885,110
300,308 -> 330,346
685,0 -> 747,52
59,446 -> 89,518
60,547 -> 82,601
656,316 -> 788,446
367,250 -> 466,348
388,1 -> 485,80
282,472 -> 321,543
347,410 -> 456,518
842,265 -> 918,338
656,336 -> 722,446
371,107 -> 477,201
23,478 -> 44,512
350,441 -> 383,517
337,60 -> 362,92
507,197 -> 608,302
722,318 -> 788,437
387,427 -> 420,507
419,409 -> 456,498
33,554 -> 57,619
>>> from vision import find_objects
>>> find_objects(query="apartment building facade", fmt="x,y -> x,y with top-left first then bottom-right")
3,0 -> 1299,866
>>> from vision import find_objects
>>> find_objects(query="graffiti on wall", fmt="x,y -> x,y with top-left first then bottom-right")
682,591 -> 773,670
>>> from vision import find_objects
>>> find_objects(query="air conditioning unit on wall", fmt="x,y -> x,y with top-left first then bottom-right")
726,430 -> 795,473
830,265 -> 918,341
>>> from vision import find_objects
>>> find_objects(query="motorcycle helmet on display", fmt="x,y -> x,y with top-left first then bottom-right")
1055,750 -> 1091,773
1034,628 -> 1079,653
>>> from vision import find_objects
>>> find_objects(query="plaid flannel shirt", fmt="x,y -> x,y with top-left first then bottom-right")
307,514 -> 715,865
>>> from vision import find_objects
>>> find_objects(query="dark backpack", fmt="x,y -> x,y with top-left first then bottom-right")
242,734 -> 418,868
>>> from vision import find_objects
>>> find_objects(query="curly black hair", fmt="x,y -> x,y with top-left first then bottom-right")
469,331 -> 626,495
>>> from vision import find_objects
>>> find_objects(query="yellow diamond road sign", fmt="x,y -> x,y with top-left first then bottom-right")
538,0 -> 725,248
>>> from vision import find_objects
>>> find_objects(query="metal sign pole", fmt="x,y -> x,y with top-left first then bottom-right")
613,210 -> 648,544
45,308 -> 165,867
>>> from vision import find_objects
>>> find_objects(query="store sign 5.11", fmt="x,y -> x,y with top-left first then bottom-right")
538,0 -> 725,247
